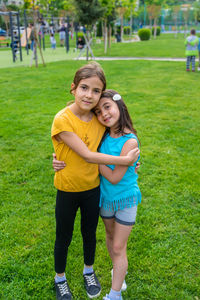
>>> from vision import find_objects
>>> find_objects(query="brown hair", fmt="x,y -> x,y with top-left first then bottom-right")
70,62 -> 106,94
99,89 -> 138,138
191,29 -> 196,35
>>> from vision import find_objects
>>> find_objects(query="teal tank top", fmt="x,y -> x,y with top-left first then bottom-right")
99,133 -> 141,211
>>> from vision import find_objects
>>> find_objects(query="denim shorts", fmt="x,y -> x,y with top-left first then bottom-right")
100,205 -> 138,226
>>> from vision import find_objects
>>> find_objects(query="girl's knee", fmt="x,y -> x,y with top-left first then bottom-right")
112,242 -> 126,256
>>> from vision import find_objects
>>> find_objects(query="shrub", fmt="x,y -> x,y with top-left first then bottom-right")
124,26 -> 131,35
77,32 -> 86,43
152,26 -> 161,36
138,28 -> 151,41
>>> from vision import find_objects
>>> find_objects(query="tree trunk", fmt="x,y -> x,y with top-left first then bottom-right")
175,17 -> 178,38
86,31 -> 90,60
104,19 -> 107,54
184,19 -> 187,38
150,18 -> 152,30
33,10 -> 38,67
120,15 -> 123,42
130,6 -> 133,37
153,18 -> 157,39
108,24 -> 111,49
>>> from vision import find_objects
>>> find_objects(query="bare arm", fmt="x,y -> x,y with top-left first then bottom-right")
55,131 -> 139,166
99,139 -> 138,184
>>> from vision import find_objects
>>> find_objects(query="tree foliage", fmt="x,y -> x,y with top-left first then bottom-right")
74,0 -> 105,27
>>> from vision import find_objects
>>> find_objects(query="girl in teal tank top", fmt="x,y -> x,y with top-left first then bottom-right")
94,90 -> 141,300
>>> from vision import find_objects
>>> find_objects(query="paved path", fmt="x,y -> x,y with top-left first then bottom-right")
77,56 -> 185,62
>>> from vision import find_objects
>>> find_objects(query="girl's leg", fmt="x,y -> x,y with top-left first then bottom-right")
54,190 -> 79,275
112,223 -> 133,292
80,186 -> 100,266
186,56 -> 190,70
191,55 -> 196,71
102,218 -> 115,261
80,187 -> 101,298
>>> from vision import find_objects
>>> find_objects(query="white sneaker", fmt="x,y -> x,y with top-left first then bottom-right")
111,269 -> 127,292
197,67 -> 200,71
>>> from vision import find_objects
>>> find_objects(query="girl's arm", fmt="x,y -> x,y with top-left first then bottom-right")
99,139 -> 138,184
55,131 -> 139,166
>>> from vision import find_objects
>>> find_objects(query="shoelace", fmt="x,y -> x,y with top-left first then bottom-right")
84,273 -> 97,286
58,281 -> 70,296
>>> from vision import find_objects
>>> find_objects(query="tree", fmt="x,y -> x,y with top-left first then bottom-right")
1,3 -> 9,36
24,0 -> 49,67
100,0 -> 115,53
74,0 -> 105,60
193,0 -> 200,23
115,0 -> 130,42
181,4 -> 191,37
172,5 -> 180,38
129,0 -> 137,37
146,0 -> 166,38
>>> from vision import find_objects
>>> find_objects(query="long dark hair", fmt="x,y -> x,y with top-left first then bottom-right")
101,89 -> 138,136
97,89 -> 139,150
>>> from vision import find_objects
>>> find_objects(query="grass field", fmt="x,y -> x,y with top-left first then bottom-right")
92,33 -> 187,58
0,60 -> 200,300
0,33 -> 194,69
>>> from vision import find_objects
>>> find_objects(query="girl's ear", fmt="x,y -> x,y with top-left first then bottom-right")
71,83 -> 75,95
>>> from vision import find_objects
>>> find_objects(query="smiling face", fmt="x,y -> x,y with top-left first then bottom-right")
71,76 -> 104,112
94,97 -> 120,129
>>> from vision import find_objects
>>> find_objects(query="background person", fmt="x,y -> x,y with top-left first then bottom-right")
184,28 -> 199,72
58,24 -> 66,47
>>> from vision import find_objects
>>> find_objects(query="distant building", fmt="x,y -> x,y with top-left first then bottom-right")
0,0 -> 24,6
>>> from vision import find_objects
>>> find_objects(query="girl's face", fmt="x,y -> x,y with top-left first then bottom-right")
94,97 -> 120,128
71,76 -> 103,112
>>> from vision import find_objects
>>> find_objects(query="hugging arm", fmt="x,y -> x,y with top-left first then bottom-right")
99,139 -> 138,184
55,131 -> 139,166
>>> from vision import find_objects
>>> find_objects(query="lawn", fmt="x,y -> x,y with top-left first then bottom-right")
0,33 -> 192,69
92,33 -> 187,58
0,60 -> 199,300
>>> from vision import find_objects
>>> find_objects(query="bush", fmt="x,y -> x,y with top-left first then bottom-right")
124,26 -> 131,35
152,27 -> 161,36
77,32 -> 85,43
138,28 -> 151,41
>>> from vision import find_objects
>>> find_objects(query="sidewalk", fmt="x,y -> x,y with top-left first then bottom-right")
76,56 -> 185,62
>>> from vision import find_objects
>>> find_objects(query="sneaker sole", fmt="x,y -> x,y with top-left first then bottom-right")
86,289 -> 101,298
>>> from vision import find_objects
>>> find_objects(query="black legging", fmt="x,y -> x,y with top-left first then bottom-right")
54,187 -> 100,274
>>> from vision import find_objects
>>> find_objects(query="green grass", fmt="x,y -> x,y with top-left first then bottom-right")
0,33 -> 190,69
92,33 -> 187,58
0,60 -> 200,299
0,47 -> 78,69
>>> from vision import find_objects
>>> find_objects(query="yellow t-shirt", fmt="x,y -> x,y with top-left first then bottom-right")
51,107 -> 105,192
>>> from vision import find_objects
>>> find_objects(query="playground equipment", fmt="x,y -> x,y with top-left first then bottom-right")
0,9 -> 73,64
0,11 -> 22,62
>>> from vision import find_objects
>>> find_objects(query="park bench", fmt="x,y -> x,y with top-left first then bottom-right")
0,36 -> 9,48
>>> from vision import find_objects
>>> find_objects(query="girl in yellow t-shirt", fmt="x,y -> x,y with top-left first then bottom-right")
51,62 -> 139,300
